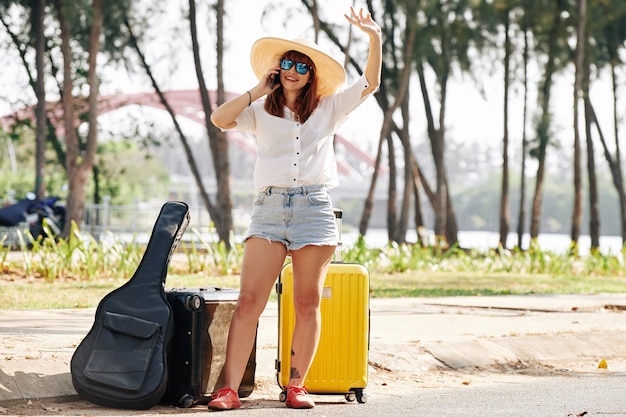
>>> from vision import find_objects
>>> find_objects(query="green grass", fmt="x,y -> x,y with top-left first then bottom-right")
0,274 -> 242,309
1,228 -> 625,309
369,271 -> 626,298
2,270 -> 626,310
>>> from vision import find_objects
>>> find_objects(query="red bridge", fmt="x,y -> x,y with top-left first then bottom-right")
1,90 -> 382,179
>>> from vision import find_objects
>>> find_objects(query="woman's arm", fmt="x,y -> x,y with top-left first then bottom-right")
345,7 -> 382,97
210,66 -> 280,129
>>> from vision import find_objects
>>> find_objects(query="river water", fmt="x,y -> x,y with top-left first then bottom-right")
110,228 -> 623,256
342,229 -> 624,256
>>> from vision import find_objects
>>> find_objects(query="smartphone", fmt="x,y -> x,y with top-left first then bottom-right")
271,74 -> 279,88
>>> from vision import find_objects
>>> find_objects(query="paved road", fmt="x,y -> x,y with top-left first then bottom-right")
2,294 -> 626,416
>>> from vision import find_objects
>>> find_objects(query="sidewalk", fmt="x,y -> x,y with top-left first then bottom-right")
1,294 -> 626,405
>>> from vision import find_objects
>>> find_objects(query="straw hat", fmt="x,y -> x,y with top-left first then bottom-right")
250,37 -> 347,97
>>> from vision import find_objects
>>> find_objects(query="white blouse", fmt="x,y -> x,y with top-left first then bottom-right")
228,74 -> 374,191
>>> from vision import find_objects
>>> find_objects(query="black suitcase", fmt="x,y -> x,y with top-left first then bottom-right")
162,287 -> 256,408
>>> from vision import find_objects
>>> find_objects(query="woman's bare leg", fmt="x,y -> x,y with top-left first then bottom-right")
287,244 -> 336,387
223,238 -> 288,389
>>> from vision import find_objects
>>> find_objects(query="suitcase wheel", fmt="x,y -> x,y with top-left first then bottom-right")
346,389 -> 367,403
185,295 -> 203,311
178,393 -> 195,408
279,389 -> 367,403
354,389 -> 367,404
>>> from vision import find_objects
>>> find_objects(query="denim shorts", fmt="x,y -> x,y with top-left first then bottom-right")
243,185 -> 338,251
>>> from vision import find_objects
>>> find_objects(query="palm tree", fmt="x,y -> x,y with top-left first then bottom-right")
570,0 -> 586,252
33,0 -> 46,199
0,0 -> 48,199
495,0 -> 513,249
515,5 -> 532,250
527,0 -> 569,243
189,0 -> 234,247
589,0 -> 626,246
413,0 -> 495,247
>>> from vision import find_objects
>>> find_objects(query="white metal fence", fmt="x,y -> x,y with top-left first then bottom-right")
81,199 -> 219,236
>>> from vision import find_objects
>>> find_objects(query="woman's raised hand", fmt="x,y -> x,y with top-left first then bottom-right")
344,6 -> 381,36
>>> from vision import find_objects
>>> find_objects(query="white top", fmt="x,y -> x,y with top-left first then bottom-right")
227,74 -> 374,191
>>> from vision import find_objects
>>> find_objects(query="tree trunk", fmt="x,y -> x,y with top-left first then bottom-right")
358,132 -> 385,237
190,0 -> 233,247
584,98 -> 600,250
587,100 -> 625,247
410,157 -> 425,245
124,18 -> 217,231
386,133 -> 398,242
53,0 -> 82,237
517,27 -> 531,250
530,3 -> 563,242
432,128 -> 447,246
417,64 -> 449,247
84,0 -> 102,204
397,99 -> 412,244
0,12 -> 69,179
34,0 -> 46,199
570,0 -> 586,252
358,11 -> 415,238
444,187 -> 459,248
499,10 -> 511,249
61,0 -> 102,236
609,65 -> 626,245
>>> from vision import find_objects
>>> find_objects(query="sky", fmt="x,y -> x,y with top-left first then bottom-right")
0,1 -> 384,152
0,0 -> 623,156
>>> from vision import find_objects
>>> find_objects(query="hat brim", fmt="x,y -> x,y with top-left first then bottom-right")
250,37 -> 346,97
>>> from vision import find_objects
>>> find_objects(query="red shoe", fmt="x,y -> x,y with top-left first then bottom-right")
285,385 -> 315,409
207,387 -> 241,411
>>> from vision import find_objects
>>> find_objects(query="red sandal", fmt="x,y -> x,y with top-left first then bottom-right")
207,387 -> 241,411
285,385 -> 315,409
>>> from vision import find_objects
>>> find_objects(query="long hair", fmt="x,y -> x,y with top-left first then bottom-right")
264,50 -> 320,123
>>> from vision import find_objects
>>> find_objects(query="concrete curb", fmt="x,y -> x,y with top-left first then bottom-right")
2,294 -> 626,405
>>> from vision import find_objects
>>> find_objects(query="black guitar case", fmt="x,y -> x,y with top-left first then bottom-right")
70,201 -> 190,409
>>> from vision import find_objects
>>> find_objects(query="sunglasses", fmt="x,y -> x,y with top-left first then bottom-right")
280,59 -> 310,75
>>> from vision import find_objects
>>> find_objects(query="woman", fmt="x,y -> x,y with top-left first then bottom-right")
208,7 -> 381,410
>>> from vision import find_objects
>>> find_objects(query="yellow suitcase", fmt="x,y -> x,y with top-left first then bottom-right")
275,210 -> 370,404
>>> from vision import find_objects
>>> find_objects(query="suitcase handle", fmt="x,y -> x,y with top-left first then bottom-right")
333,208 -> 343,262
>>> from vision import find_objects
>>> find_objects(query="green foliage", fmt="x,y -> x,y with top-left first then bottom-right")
3,223 -> 625,287
0,122 -> 171,205
0,173 -> 36,201
340,236 -> 626,279
180,227 -> 244,275
93,140 -> 171,205
0,125 -> 66,200
2,230 -> 626,309
8,221 -> 143,282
